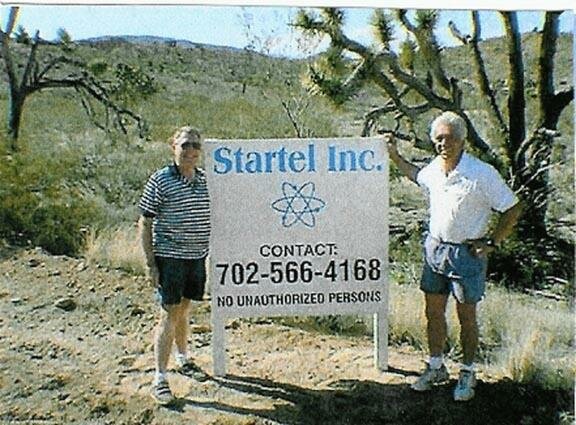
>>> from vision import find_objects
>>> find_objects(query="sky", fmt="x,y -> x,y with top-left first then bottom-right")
2,3 -> 574,58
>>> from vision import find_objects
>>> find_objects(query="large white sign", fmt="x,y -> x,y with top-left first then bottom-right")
206,137 -> 388,375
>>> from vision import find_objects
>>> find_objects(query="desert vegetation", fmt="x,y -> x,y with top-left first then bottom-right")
0,7 -> 573,422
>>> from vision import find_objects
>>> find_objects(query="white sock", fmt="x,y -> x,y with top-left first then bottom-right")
429,355 -> 444,370
154,371 -> 167,385
460,363 -> 475,373
175,352 -> 187,367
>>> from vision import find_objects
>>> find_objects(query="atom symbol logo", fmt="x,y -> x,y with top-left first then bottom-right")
271,182 -> 326,228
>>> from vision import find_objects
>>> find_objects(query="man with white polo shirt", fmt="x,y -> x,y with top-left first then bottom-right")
384,111 -> 522,401
139,126 -> 211,405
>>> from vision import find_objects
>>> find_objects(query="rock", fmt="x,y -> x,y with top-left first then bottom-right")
118,356 -> 136,367
226,320 -> 241,330
76,262 -> 88,272
10,298 -> 23,305
28,258 -> 41,268
190,324 -> 211,334
130,307 -> 146,316
54,298 -> 77,311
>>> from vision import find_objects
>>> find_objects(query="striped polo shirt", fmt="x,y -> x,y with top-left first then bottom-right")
139,164 -> 210,259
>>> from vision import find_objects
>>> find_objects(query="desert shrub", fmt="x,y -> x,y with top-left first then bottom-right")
278,315 -> 370,337
489,234 -> 574,293
0,183 -> 96,255
0,148 -> 100,256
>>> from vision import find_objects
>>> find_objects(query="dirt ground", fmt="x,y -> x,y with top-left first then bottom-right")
0,247 -> 572,425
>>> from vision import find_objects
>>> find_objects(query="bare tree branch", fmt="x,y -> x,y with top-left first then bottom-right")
35,54 -> 83,81
20,31 -> 40,93
340,57 -> 374,99
448,21 -> 469,44
280,98 -> 306,138
397,10 -> 451,92
449,13 -> 508,137
4,7 -> 19,37
554,88 -> 574,113
361,105 -> 397,137
1,7 -> 153,145
377,51 -> 453,110
501,11 -> 526,160
537,11 -> 573,129
538,11 -> 561,125
1,8 -> 20,92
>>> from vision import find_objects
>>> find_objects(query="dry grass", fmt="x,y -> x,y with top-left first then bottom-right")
84,224 -> 146,275
388,281 -> 574,390
480,286 -> 575,390
83,228 -> 575,391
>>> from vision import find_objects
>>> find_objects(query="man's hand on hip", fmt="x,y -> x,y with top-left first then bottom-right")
467,239 -> 496,257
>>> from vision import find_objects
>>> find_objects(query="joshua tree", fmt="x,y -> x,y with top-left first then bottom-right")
294,8 -> 573,241
0,7 -> 156,149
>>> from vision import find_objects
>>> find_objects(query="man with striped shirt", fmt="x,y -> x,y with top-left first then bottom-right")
138,126 -> 211,405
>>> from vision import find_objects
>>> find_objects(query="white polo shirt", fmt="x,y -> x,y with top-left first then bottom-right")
417,152 -> 518,243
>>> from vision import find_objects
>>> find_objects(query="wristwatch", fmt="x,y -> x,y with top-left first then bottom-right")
485,238 -> 497,248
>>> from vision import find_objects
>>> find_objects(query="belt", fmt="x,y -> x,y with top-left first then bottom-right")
428,234 -> 486,247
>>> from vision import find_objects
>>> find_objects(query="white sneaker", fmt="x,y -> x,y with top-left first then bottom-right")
411,363 -> 450,391
150,380 -> 175,405
453,369 -> 477,401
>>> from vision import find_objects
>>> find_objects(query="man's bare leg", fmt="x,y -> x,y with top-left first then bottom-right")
174,299 -> 191,360
154,305 -> 178,381
456,302 -> 478,366
425,293 -> 449,357
411,293 -> 450,391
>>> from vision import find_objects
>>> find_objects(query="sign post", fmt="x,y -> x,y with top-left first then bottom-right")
206,137 -> 389,375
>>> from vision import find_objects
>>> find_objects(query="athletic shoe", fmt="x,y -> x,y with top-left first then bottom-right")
150,380 -> 175,405
453,369 -> 477,401
177,360 -> 210,382
411,363 -> 450,391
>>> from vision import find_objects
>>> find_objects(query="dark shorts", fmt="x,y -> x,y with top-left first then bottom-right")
420,234 -> 487,304
155,256 -> 207,305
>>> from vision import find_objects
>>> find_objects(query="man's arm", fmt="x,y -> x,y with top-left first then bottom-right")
469,201 -> 523,256
490,201 -> 523,246
383,132 -> 420,183
138,215 -> 159,287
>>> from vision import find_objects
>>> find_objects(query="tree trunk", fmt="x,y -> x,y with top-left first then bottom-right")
518,183 -> 549,239
514,131 -> 555,239
8,91 -> 25,150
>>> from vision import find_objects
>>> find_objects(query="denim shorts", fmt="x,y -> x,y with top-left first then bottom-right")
420,234 -> 487,304
155,256 -> 207,305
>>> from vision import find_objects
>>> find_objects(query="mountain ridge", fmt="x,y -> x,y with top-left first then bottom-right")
78,34 -> 245,54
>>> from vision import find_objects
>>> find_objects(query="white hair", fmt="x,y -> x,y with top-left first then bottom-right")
429,111 -> 467,142
170,125 -> 202,147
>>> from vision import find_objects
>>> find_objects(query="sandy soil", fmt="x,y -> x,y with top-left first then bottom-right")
0,247 -> 572,424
